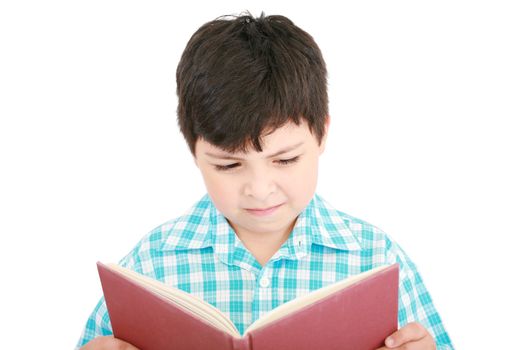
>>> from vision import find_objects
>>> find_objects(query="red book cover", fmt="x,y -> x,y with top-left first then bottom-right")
97,262 -> 399,350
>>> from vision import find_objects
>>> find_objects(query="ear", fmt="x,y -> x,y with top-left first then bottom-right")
319,115 -> 331,154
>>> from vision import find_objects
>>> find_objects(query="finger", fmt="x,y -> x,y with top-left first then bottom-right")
385,322 -> 426,348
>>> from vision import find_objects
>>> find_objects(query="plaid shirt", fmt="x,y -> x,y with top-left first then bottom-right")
76,193 -> 453,349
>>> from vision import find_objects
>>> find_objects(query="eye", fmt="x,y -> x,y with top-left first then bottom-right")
277,156 -> 300,165
213,156 -> 301,172
214,163 -> 240,171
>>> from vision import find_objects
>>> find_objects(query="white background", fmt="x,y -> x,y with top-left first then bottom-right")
1,1 -> 524,349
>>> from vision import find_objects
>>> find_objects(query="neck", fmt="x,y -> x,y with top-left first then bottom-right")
229,219 -> 297,267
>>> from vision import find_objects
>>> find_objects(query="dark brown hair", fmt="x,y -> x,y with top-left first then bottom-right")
176,11 -> 328,157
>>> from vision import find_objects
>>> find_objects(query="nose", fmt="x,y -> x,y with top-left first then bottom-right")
243,168 -> 277,200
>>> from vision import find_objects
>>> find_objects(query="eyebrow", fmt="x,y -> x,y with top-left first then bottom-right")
205,141 -> 304,161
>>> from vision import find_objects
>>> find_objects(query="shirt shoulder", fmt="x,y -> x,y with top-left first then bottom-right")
337,208 -> 412,265
326,199 -> 428,299
313,193 -> 395,256
117,194 -> 214,271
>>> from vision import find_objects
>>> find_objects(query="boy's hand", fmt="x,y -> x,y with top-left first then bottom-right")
80,335 -> 140,350
376,322 -> 436,350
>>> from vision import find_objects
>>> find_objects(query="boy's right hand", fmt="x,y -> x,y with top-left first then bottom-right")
80,335 -> 140,350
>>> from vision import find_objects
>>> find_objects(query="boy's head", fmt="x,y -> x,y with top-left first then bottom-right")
176,12 -> 330,239
176,11 -> 328,158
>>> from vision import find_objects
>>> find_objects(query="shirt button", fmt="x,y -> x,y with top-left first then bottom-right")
259,276 -> 270,288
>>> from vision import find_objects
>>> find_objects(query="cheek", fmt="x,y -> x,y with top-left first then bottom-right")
286,157 -> 319,196
199,169 -> 234,210
298,155 -> 319,181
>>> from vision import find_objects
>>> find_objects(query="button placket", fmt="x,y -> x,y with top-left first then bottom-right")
259,276 -> 270,288
252,267 -> 273,322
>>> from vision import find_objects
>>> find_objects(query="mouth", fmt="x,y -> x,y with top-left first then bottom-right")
245,203 -> 284,216
247,204 -> 283,211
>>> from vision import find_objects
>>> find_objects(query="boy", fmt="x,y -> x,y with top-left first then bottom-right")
76,12 -> 453,350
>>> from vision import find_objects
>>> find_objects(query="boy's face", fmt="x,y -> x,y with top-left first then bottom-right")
193,117 -> 329,240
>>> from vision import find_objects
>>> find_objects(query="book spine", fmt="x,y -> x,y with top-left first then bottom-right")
232,334 -> 252,350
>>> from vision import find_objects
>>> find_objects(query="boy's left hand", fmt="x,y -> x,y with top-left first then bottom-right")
376,322 -> 436,350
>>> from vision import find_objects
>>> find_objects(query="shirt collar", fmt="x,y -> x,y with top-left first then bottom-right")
159,194 -> 214,251
307,193 -> 362,252
160,193 -> 363,261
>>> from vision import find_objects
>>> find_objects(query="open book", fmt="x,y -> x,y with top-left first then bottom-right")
97,261 -> 399,350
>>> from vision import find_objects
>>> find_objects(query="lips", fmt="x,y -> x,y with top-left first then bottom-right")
245,203 -> 284,217
247,203 -> 282,211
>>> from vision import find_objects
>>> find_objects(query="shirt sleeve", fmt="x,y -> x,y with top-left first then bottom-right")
386,238 -> 454,350
74,296 -> 113,349
74,249 -> 138,349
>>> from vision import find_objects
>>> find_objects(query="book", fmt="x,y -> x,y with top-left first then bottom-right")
97,261 -> 399,350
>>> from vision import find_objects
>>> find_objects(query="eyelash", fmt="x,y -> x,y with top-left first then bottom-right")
214,156 -> 301,172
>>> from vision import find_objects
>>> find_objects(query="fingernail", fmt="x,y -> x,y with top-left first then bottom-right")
386,337 -> 395,347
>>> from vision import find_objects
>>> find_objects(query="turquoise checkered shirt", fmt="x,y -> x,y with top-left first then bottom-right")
76,193 -> 453,349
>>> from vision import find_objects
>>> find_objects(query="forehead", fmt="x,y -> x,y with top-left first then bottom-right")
197,121 -> 313,155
